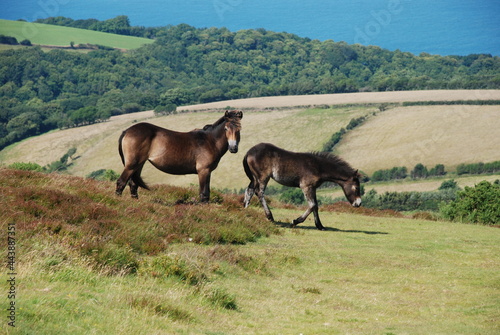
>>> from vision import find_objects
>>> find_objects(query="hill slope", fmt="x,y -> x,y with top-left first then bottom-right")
0,19 -> 154,49
1,90 -> 499,191
1,169 -> 498,334
336,105 -> 500,174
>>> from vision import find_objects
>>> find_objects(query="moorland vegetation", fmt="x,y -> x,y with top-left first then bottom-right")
1,168 -> 499,334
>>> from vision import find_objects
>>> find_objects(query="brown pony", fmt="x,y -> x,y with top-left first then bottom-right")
243,143 -> 361,230
116,110 -> 243,202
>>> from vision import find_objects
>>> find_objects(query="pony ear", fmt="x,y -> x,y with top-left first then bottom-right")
224,110 -> 243,119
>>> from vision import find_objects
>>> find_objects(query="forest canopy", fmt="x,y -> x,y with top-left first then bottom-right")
1,17 -> 499,149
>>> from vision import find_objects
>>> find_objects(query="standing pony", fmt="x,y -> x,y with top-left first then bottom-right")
243,143 -> 361,230
116,110 -> 243,202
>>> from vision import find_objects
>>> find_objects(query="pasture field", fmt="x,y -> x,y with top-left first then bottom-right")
335,105 -> 500,175
0,170 -> 498,334
1,90 -> 499,193
0,19 -> 153,50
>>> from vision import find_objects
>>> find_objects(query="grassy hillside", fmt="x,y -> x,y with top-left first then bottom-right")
335,105 -> 500,174
1,91 -> 499,193
0,19 -> 153,49
1,169 -> 498,334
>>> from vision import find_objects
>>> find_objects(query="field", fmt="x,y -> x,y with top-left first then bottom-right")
336,105 -> 500,175
0,19 -> 153,50
1,90 -> 499,193
1,169 -> 499,334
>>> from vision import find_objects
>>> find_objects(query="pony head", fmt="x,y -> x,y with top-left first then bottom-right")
224,110 -> 243,153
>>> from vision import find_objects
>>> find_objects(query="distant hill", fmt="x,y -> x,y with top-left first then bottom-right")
1,91 -> 499,192
1,21 -> 499,152
0,19 -> 154,49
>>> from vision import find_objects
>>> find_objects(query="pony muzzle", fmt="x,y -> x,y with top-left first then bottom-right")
352,197 -> 362,207
228,140 -> 238,153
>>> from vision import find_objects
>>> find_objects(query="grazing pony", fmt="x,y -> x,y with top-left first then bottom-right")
116,110 -> 243,202
243,143 -> 361,230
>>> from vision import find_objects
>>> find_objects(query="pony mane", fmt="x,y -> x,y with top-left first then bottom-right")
311,151 -> 356,175
210,110 -> 242,131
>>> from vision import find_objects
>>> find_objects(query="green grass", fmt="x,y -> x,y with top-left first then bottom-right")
1,169 -> 499,334
0,19 -> 153,49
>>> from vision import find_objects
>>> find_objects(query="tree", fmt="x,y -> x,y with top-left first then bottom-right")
438,179 -> 459,190
429,164 -> 446,176
411,163 -> 428,179
440,181 -> 500,224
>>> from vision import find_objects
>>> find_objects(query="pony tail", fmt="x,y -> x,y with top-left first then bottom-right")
118,131 -> 126,165
131,174 -> 150,190
243,153 -> 253,181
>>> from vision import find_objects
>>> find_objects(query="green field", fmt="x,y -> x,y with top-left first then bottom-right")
0,19 -> 153,49
1,169 -> 498,334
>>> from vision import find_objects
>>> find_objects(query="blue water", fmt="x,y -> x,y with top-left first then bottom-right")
1,0 -> 499,56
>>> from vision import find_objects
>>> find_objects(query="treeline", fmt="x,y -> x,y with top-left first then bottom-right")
370,161 -> 499,182
0,34 -> 32,46
1,21 -> 500,149
34,15 -> 159,38
456,161 -> 500,175
322,115 -> 368,152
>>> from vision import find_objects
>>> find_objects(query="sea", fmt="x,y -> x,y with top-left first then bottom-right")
1,0 -> 499,56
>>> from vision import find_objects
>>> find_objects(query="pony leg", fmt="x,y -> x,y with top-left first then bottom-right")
198,169 -> 211,203
129,164 -> 147,199
116,168 -> 134,196
257,179 -> 274,222
291,186 -> 325,230
243,181 -> 255,208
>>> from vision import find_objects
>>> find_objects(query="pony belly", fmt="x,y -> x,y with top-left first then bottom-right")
272,168 -> 300,187
149,160 -> 197,175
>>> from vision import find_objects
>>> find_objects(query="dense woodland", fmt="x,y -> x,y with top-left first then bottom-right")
1,16 -> 500,149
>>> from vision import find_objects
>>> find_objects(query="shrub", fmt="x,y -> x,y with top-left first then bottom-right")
371,166 -> 407,182
8,162 -> 44,172
87,169 -> 120,181
279,188 -> 305,205
440,181 -> 500,225
438,179 -> 459,190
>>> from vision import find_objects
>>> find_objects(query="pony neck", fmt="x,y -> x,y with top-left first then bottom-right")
318,155 -> 354,184
207,119 -> 229,153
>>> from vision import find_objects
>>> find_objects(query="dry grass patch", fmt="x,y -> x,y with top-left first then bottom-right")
336,105 -> 500,174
